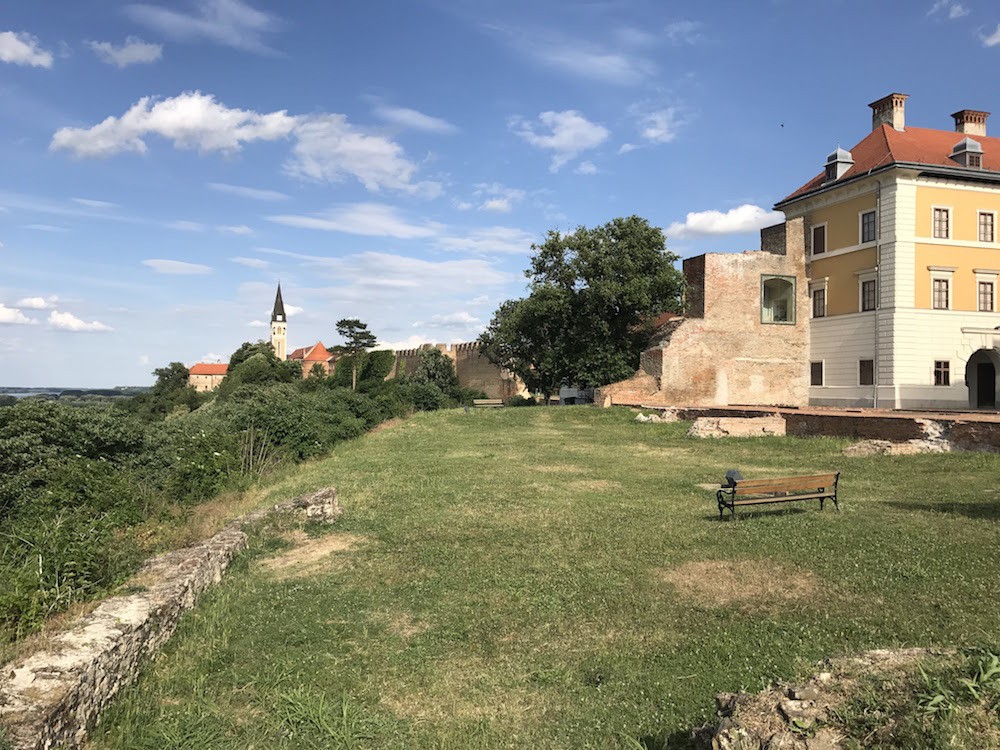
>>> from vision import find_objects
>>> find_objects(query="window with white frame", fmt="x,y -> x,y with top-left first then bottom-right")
857,269 -> 877,312
859,359 -> 874,386
810,362 -> 823,386
811,224 -> 826,255
933,207 -> 951,239
933,278 -> 949,309
861,210 -> 876,244
979,212 -> 995,243
934,360 -> 950,386
979,281 -> 995,312
812,287 -> 826,318
930,268 -> 955,310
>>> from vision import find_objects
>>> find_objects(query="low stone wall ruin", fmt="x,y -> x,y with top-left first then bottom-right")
0,488 -> 341,750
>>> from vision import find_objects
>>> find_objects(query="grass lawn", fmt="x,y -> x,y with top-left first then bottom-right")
90,407 -> 1000,749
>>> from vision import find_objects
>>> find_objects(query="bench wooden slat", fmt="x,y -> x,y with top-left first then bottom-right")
734,482 -> 835,497
473,399 -> 504,408
732,474 -> 838,491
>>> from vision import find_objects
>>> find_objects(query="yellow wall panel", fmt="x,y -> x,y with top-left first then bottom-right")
915,185 -> 1000,241
809,193 -> 877,252
809,247 -> 878,315
914,243 -> 1000,310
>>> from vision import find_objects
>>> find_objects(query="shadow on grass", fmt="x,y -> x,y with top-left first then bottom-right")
702,507 -> 811,522
885,500 -> 1000,521
629,728 -> 699,749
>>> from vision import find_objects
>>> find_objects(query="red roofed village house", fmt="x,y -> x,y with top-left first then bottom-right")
188,284 -> 336,389
600,92 -> 1000,411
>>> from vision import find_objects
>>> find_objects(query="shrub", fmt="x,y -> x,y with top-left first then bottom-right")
398,382 -> 451,412
507,395 -> 538,407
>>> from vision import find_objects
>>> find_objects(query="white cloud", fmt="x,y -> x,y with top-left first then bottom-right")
0,304 -> 35,325
268,202 -> 443,239
472,183 -> 525,213
437,226 -> 536,255
207,182 -> 288,201
618,143 -> 639,154
138,354 -> 150,365
575,161 -> 598,175
142,258 -> 213,274
16,295 -> 58,309
167,220 -> 206,231
532,41 -> 654,85
426,311 -> 481,327
930,0 -> 969,18
24,224 -> 68,232
666,204 -> 784,239
372,104 -> 457,134
286,113 -> 440,195
664,21 -> 704,45
231,256 -> 269,269
50,91 -> 296,159
200,351 -> 225,363
88,37 -> 163,67
217,224 -> 253,235
49,310 -> 112,332
982,24 -> 1000,46
376,334 -> 430,351
50,92 -> 437,196
509,110 -> 609,172
633,105 -> 684,144
0,31 -> 53,68
126,0 -> 280,54
72,197 -> 117,209
248,319 -> 267,327
284,304 -> 303,317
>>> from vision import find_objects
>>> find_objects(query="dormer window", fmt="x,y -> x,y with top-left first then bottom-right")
824,147 -> 854,182
951,137 -> 983,169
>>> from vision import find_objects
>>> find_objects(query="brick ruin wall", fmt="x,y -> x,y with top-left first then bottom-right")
388,342 -> 525,400
597,218 -> 810,408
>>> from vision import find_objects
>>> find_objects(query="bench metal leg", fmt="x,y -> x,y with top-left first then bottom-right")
820,497 -> 825,512
832,494 -> 840,512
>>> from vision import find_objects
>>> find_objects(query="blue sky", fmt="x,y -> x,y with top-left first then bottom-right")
2,0 -> 999,386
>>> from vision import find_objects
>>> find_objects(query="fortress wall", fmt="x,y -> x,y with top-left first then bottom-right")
387,342 -> 526,399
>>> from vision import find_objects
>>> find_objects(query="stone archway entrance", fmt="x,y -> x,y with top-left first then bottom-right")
966,349 -> 999,409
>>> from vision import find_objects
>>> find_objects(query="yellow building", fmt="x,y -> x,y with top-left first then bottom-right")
776,92 -> 1000,409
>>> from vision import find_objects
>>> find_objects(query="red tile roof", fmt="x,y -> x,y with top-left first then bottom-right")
778,123 -> 1000,206
189,363 -> 228,375
288,341 -> 332,362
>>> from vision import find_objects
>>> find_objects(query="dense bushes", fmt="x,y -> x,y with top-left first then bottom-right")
0,360 -> 479,647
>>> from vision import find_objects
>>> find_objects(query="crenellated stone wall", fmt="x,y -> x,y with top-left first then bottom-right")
387,342 -> 527,400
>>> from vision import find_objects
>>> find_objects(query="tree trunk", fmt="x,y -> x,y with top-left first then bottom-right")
352,362 -> 357,391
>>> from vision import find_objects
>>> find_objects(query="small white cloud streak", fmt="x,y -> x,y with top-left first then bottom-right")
372,104 -> 458,134
142,258 -> 213,274
207,182 -> 289,201
49,310 -> 112,332
509,110 -> 609,172
88,37 -> 163,67
0,303 -> 36,325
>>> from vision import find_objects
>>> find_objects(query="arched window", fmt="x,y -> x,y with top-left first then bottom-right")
761,275 -> 796,324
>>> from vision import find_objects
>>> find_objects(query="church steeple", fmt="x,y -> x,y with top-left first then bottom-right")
270,283 -> 287,361
271,283 -> 286,323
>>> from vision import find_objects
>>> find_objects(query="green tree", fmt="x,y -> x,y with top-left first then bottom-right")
335,319 -> 378,391
411,349 -> 459,392
479,216 -> 683,398
228,341 -> 276,370
121,362 -> 205,421
361,349 -> 395,383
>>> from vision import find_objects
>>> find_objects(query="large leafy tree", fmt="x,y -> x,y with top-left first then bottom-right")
335,319 -> 378,391
479,216 -> 683,399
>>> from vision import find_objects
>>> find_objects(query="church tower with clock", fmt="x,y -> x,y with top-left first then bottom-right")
270,283 -> 287,361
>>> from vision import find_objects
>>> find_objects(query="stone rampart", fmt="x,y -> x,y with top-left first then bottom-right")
0,488 -> 341,750
387,342 -> 526,400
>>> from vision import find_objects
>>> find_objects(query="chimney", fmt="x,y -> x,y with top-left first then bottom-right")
952,109 -> 989,137
869,93 -> 909,132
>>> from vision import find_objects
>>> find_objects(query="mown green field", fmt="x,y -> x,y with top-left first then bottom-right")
91,407 -> 1000,749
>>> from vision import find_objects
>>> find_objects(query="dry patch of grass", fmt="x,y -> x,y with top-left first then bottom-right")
373,610 -> 430,640
261,530 -> 368,580
658,560 -> 819,609
369,417 -> 404,435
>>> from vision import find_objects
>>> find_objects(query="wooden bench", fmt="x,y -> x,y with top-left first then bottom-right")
473,399 -> 504,408
716,473 -> 840,519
